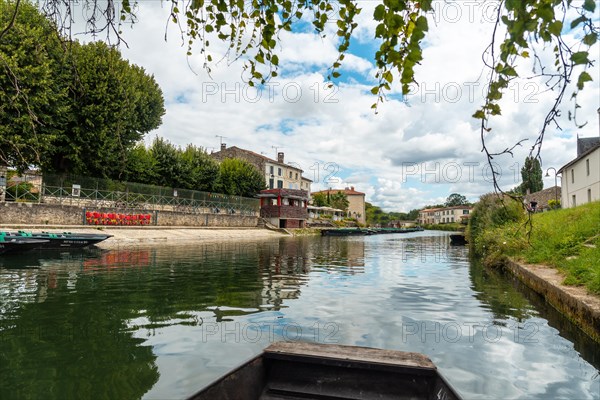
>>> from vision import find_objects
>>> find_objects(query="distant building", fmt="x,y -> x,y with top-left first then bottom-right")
311,187 -> 366,225
388,220 -> 417,228
418,205 -> 472,225
211,144 -> 312,192
558,136 -> 600,208
258,188 -> 309,228
524,186 -> 561,211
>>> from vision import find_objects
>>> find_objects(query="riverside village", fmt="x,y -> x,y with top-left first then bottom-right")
1,1 -> 599,399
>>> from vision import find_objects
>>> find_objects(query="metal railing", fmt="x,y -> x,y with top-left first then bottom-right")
1,173 -> 260,216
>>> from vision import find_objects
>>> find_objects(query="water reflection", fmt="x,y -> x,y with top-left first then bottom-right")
0,233 -> 598,400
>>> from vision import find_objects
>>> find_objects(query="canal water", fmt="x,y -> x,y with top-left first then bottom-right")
0,231 -> 598,399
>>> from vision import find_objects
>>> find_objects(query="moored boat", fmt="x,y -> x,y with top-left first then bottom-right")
321,228 -> 374,236
449,234 -> 468,246
190,342 -> 461,400
0,236 -> 50,255
0,231 -> 112,250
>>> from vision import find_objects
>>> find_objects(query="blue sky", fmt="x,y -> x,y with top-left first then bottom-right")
98,1 -> 600,212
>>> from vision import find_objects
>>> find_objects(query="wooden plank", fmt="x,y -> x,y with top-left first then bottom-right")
264,342 -> 436,370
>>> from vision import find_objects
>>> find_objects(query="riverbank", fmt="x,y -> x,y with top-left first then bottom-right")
504,259 -> 600,342
0,224 -> 285,249
468,199 -> 600,341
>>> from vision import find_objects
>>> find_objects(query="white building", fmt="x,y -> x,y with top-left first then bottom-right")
558,137 -> 600,208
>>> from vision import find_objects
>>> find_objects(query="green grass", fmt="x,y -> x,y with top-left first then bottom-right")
477,201 -> 600,294
421,223 -> 465,231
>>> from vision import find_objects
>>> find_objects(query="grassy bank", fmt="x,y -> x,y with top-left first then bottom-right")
472,200 -> 600,294
421,223 -> 464,232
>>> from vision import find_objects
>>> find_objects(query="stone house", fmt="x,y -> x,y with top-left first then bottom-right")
211,144 -> 312,192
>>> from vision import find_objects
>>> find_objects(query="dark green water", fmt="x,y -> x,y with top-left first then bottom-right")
0,231 -> 598,399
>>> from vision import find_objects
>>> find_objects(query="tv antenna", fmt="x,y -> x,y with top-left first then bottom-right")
215,135 -> 228,145
271,145 -> 284,156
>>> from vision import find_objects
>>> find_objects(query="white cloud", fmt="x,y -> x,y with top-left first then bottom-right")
78,2 -> 599,212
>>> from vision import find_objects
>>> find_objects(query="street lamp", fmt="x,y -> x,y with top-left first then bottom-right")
545,167 -> 560,206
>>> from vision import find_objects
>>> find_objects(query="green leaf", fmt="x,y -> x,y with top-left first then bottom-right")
577,71 -> 593,90
548,21 -> 562,36
205,24 -> 214,33
570,16 -> 586,29
332,71 -> 341,78
271,55 -> 279,66
370,87 -> 379,95
571,51 -> 589,65
472,110 -> 485,119
415,15 -> 428,32
374,5 -> 386,21
583,0 -> 596,12
583,33 -> 597,46
383,70 -> 393,83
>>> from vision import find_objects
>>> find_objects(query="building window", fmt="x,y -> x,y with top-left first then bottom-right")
278,168 -> 282,176
269,166 -> 274,175
295,172 -> 298,180
588,189 -> 592,203
586,159 -> 590,176
269,178 -> 274,189
571,169 -> 574,184
572,194 -> 576,207
277,180 -> 283,188
463,209 -> 469,214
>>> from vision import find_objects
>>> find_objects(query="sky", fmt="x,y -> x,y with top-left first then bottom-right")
77,1 -> 600,212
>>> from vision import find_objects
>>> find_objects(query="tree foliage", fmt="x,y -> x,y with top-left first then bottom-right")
329,191 -> 349,211
311,192 -> 329,207
365,202 -> 418,226
0,0 -> 165,174
519,156 -> 544,194
47,41 -> 165,176
445,193 -> 469,207
215,158 -> 266,197
0,0 -> 69,171
311,191 -> 349,211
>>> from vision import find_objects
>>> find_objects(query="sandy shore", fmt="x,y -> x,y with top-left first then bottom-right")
0,225 -> 286,249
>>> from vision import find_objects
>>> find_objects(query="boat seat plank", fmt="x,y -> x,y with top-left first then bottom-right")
264,342 -> 435,370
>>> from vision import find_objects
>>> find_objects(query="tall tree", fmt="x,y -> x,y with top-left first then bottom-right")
329,192 -> 349,212
47,41 -> 165,177
0,0 -> 69,171
311,192 -> 329,207
179,144 -> 219,192
445,193 -> 469,207
0,1 -> 165,175
519,157 -> 544,194
149,137 -> 185,188
215,158 -> 266,197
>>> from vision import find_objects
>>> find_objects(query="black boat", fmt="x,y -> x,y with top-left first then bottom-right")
0,236 -> 49,255
0,231 -> 112,250
321,228 -> 375,236
449,234 -> 468,246
190,342 -> 461,400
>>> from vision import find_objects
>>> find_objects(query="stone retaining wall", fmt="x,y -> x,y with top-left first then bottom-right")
0,202 -> 258,228
504,260 -> 600,342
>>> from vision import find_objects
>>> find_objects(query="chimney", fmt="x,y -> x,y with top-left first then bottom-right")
221,143 -> 226,151
278,152 -> 284,163
351,186 -> 354,191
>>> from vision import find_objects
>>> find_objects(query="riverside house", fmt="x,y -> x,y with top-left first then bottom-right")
311,187 -> 366,225
211,144 -> 312,192
258,188 -> 309,228
418,206 -> 472,225
558,136 -> 600,208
